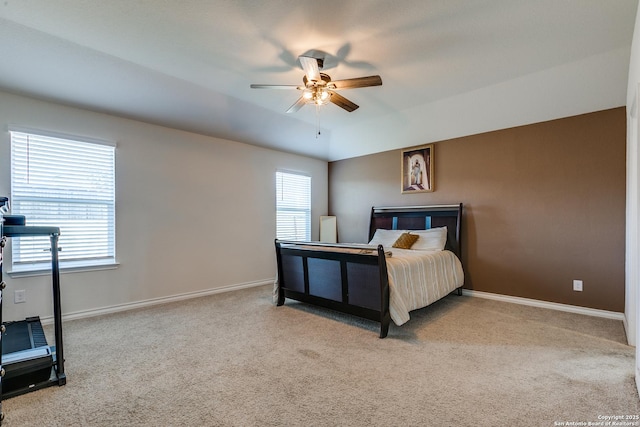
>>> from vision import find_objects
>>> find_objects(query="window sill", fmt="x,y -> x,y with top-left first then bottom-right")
7,260 -> 120,278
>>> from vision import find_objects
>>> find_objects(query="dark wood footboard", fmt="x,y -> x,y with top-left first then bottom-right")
275,241 -> 391,338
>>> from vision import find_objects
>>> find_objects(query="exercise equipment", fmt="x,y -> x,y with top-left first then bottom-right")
0,209 -> 66,405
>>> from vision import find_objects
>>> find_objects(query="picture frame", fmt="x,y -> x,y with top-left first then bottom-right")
401,143 -> 434,194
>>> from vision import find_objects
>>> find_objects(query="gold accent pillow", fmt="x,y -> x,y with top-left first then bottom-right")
392,232 -> 419,249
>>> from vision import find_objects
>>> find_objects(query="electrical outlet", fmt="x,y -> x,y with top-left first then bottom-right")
573,280 -> 583,292
14,289 -> 26,303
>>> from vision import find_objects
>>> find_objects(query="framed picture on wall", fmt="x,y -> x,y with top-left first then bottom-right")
401,143 -> 434,194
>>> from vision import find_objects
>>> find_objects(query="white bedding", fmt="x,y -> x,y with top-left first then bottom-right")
385,249 -> 464,325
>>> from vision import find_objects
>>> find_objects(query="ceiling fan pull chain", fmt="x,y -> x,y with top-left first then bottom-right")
316,105 -> 321,138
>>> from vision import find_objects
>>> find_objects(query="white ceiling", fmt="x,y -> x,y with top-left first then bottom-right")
0,0 -> 637,161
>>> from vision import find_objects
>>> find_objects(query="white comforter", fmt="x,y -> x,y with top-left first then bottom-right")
385,249 -> 464,325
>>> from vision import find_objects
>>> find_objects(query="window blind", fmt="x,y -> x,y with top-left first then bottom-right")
276,171 -> 311,241
10,130 -> 116,268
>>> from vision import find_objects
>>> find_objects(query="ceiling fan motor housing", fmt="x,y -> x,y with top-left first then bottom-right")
303,73 -> 332,87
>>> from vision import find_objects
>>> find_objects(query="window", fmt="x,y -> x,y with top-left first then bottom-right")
276,171 -> 311,241
10,128 -> 116,272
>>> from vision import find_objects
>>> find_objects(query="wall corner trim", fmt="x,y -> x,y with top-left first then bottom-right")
462,289 -> 625,322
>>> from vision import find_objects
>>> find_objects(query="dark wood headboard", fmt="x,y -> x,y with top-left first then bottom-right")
368,203 -> 463,258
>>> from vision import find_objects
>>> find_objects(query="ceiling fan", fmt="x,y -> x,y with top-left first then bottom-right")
250,55 -> 382,113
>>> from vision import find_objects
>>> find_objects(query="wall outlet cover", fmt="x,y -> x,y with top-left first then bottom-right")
14,289 -> 26,303
573,280 -> 583,292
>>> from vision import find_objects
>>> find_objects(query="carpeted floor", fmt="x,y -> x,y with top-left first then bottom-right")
2,285 -> 638,426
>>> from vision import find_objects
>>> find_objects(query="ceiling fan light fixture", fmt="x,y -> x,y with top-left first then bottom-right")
250,54 -> 382,114
303,86 -> 331,106
315,93 -> 330,105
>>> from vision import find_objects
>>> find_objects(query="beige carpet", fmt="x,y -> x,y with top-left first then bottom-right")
3,285 -> 638,426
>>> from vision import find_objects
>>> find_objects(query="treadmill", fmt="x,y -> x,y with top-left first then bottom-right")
0,199 -> 66,401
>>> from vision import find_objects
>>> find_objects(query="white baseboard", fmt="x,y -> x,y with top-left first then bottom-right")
41,282 -> 625,326
624,316 -> 633,346
40,278 -> 274,325
462,289 -> 625,321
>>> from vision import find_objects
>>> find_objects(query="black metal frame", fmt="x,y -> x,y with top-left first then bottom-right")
1,225 -> 66,399
0,197 -> 6,424
275,203 -> 463,338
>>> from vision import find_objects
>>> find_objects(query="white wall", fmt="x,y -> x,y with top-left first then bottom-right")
627,91 -> 638,347
0,91 -> 328,321
627,2 -> 640,392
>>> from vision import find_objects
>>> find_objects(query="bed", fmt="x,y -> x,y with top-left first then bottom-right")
274,204 -> 464,338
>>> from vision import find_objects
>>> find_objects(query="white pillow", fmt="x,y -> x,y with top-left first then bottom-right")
410,227 -> 448,251
368,229 -> 408,247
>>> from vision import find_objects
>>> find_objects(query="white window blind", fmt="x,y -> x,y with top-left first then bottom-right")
276,171 -> 311,241
10,130 -> 116,269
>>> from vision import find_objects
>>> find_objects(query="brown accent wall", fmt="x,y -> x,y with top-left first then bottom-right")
329,107 -> 626,312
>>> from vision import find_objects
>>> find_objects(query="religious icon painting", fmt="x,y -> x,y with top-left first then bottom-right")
401,143 -> 434,194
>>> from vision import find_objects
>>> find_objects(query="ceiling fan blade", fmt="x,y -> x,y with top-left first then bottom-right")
330,75 -> 382,90
299,56 -> 321,82
250,84 -> 301,89
329,91 -> 359,112
286,97 -> 307,113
